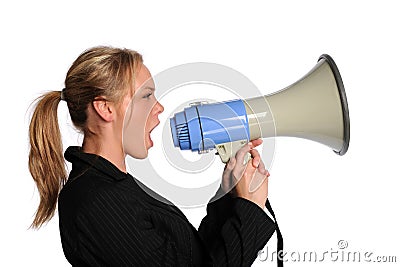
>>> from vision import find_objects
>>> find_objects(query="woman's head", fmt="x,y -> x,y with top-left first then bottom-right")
63,46 -> 143,131
29,46 -> 163,228
64,46 -> 163,157
123,64 -> 164,158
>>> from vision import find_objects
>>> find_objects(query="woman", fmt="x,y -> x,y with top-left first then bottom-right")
29,46 -> 276,266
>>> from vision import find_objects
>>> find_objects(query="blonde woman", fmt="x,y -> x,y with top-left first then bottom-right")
28,46 -> 276,266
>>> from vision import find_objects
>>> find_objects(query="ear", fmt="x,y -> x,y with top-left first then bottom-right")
92,99 -> 115,122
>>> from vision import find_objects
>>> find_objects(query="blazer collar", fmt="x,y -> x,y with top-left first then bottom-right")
64,146 -> 128,181
64,146 -> 189,220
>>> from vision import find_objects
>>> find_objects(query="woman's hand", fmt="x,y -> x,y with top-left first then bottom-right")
222,139 -> 269,209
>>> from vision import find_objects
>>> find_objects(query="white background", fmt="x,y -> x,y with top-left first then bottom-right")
1,0 -> 399,266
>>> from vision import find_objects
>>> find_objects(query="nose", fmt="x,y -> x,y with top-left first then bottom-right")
154,101 -> 164,115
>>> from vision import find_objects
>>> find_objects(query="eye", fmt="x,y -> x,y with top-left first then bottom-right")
143,92 -> 153,99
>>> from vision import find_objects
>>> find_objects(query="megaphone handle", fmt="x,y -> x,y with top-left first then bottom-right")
243,151 -> 252,165
215,139 -> 252,164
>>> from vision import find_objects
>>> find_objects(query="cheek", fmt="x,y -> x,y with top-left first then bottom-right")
124,109 -> 145,137
146,102 -> 159,123
122,103 -> 150,158
142,104 -> 156,126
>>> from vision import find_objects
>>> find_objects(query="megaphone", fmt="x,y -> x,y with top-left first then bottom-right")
170,54 -> 350,163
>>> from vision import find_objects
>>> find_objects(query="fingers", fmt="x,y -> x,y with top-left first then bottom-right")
249,138 -> 263,148
226,139 -> 270,208
234,139 -> 263,163
222,157 -> 236,192
246,144 -> 270,192
249,169 -> 268,193
249,139 -> 263,168
233,139 -> 265,177
249,147 -> 261,169
250,149 -> 268,175
226,156 -> 236,171
221,139 -> 267,194
234,142 -> 252,167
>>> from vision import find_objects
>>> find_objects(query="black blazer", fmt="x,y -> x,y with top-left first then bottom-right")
58,147 -> 276,266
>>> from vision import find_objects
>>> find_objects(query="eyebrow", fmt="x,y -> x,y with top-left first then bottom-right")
144,86 -> 155,91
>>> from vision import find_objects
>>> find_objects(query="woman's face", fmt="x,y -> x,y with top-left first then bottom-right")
122,64 -> 164,158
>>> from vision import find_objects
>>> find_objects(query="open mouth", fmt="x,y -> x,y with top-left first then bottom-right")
150,121 -> 160,133
148,121 -> 160,146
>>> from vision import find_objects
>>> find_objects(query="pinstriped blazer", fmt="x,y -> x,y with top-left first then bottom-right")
58,147 -> 276,266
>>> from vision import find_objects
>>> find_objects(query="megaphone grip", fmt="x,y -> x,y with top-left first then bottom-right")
215,139 -> 251,164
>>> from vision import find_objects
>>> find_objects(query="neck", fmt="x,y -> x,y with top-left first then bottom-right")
82,134 -> 127,173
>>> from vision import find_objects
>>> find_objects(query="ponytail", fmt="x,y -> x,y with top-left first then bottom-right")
29,91 -> 67,228
28,46 -> 143,228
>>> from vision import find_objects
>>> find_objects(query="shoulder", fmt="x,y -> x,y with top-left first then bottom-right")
59,167 -> 151,230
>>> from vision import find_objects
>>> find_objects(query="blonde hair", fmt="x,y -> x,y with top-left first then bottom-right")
29,46 -> 143,228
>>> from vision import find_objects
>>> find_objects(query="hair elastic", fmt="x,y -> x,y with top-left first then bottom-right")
60,88 -> 66,101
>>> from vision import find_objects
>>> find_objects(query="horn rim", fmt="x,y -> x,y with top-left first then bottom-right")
318,54 -> 350,156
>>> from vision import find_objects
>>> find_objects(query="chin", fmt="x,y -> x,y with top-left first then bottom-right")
132,151 -> 148,159
124,146 -> 148,159
138,146 -> 149,159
